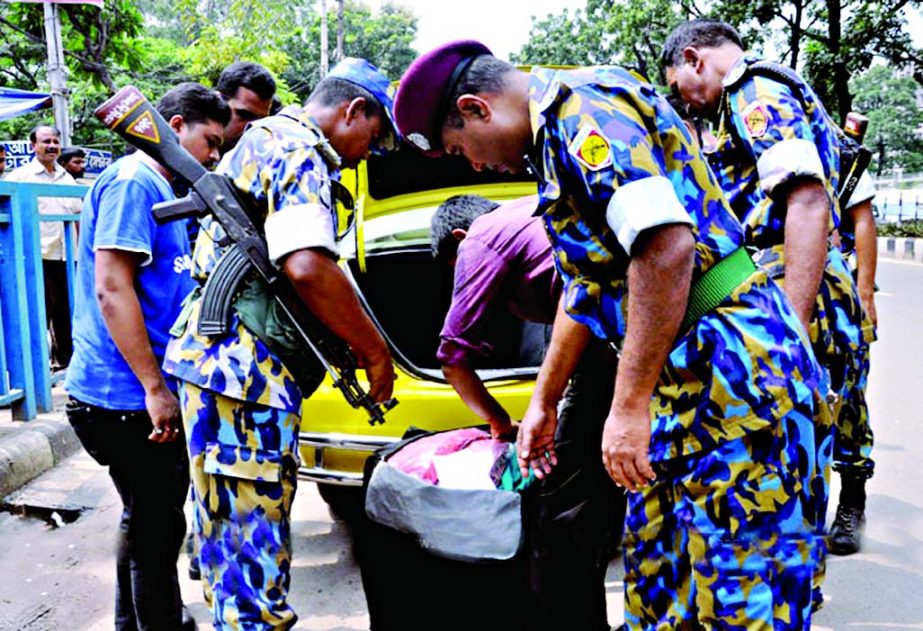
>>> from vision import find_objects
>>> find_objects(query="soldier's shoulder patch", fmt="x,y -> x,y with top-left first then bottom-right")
741,101 -> 769,138
568,125 -> 612,171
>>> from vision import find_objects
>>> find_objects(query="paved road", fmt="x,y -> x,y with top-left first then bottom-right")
1,258 -> 921,630
812,258 -> 923,630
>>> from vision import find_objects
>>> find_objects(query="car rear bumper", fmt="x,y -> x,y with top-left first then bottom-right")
297,430 -> 401,486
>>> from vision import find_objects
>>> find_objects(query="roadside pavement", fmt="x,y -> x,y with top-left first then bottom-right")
0,385 -> 80,499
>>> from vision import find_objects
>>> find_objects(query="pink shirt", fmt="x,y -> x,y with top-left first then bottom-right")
437,195 -> 561,367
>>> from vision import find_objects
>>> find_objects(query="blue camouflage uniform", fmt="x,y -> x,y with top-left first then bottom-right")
163,105 -> 339,629
834,172 -> 877,476
707,52 -> 867,597
164,56 -> 396,629
709,53 -> 863,413
528,65 -> 826,629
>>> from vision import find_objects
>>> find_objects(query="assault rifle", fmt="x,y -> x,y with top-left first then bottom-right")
94,86 -> 396,425
839,112 -> 872,209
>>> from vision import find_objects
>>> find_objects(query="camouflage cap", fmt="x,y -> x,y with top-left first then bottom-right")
327,57 -> 399,153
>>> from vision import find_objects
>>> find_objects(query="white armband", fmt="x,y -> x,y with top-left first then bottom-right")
605,176 -> 693,254
264,202 -> 338,265
756,138 -> 825,197
848,171 -> 875,208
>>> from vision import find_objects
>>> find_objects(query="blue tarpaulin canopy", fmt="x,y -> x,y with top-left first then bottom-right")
0,87 -> 52,122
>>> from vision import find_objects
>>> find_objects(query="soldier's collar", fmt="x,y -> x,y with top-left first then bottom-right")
722,52 -> 761,89
291,108 -> 342,169
528,67 -> 562,144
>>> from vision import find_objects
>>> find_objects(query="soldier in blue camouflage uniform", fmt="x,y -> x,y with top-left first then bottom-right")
396,40 -> 827,629
163,58 -> 397,630
663,19 -> 867,562
829,171 -> 878,553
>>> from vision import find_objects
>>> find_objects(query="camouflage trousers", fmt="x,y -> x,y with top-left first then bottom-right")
833,342 -> 875,477
759,245 -> 860,516
623,396 -> 829,630
180,383 -> 301,630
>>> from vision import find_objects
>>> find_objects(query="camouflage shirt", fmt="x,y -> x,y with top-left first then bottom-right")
529,66 -> 820,460
709,54 -> 864,361
163,106 -> 343,413
708,53 -> 841,248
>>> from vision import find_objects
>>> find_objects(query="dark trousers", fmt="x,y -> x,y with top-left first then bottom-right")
66,398 -> 189,631
42,259 -> 73,368
528,340 -> 627,631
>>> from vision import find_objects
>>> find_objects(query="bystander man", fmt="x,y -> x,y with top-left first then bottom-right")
58,147 -> 88,182
5,125 -> 81,370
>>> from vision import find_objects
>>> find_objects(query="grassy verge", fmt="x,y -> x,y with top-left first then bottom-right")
877,220 -> 923,238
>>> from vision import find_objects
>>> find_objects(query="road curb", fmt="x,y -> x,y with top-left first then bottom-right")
878,236 -> 923,262
0,412 -> 81,498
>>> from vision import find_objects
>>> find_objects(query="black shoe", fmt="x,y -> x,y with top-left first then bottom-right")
188,555 -> 201,581
181,605 -> 198,631
829,503 -> 864,555
186,531 -> 201,580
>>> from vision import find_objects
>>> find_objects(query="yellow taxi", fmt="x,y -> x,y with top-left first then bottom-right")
298,147 -> 543,507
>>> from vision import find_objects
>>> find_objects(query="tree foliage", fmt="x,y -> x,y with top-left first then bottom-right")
0,0 -> 167,148
515,0 -> 923,170
174,0 -> 293,90
587,0 -> 689,84
281,2 -> 417,100
851,65 -> 923,175
704,0 -> 920,122
512,9 -> 606,67
0,0 -> 418,150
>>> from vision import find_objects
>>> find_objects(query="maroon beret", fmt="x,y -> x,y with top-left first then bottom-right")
394,40 -> 493,157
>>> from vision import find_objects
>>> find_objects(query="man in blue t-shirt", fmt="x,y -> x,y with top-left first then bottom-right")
65,82 -> 229,631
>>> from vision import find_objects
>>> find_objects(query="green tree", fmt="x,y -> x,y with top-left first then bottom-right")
512,8 -> 606,66
800,0 -> 919,123
0,0 -> 182,148
174,0 -> 293,89
513,0 -> 692,84
281,2 -> 417,100
0,0 -> 148,92
591,0 -> 689,83
850,64 -> 923,174
709,0 -> 922,123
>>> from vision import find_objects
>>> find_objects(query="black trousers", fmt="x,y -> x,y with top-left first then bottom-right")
42,259 -> 73,368
66,397 -> 189,631
528,340 -> 626,631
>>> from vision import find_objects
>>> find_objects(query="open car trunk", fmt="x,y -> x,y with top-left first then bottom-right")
345,246 -> 548,383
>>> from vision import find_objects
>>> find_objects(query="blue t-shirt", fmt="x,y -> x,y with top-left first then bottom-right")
66,155 -> 195,409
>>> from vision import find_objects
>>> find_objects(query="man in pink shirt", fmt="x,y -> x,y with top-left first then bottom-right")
434,194 -> 560,438
433,193 -> 624,630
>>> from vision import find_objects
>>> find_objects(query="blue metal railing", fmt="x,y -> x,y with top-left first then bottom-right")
0,181 -> 86,420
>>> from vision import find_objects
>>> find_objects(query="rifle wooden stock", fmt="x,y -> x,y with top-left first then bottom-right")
95,86 -> 208,186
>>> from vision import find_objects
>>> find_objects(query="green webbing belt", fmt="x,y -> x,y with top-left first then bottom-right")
680,247 -> 756,333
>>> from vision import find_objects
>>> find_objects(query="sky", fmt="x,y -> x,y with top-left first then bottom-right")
366,0 -> 588,61
909,6 -> 923,47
